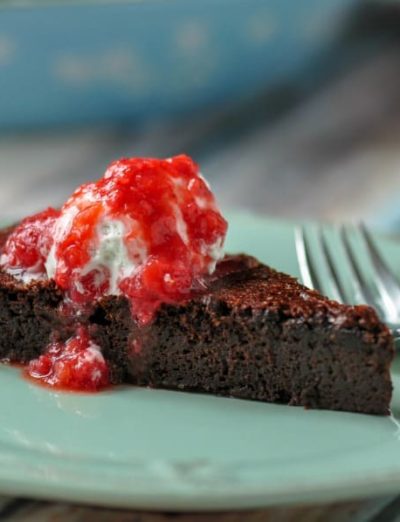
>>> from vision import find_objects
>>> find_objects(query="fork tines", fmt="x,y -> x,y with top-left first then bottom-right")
295,223 -> 400,330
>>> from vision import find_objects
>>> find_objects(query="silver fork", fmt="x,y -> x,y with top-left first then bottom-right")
295,223 -> 400,341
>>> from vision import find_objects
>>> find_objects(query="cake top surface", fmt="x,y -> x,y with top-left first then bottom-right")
203,255 -> 389,335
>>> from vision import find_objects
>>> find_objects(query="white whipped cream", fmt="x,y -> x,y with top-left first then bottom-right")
0,261 -> 46,284
47,211 -> 147,298
45,200 -> 80,280
205,236 -> 225,274
79,217 -> 146,295
0,251 -> 47,284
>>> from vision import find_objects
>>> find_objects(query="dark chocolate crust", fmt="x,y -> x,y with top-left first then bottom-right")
0,231 -> 394,414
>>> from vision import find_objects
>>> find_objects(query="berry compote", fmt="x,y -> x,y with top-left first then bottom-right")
27,326 -> 109,391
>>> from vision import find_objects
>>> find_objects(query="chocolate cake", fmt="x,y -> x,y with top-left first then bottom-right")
0,155 -> 394,415
0,227 -> 394,415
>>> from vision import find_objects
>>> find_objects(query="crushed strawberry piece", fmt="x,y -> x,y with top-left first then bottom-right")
1,207 -> 60,273
27,326 -> 109,391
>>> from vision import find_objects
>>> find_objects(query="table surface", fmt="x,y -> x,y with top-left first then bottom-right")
1,42 -> 400,521
0,495 -> 398,521
2,47 -> 400,232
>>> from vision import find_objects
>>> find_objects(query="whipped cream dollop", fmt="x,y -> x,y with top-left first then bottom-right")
1,155 -> 228,324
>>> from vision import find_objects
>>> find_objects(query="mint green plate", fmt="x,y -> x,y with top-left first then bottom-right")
1,212 -> 400,511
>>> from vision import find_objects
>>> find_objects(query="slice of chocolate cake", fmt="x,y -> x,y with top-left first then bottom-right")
0,246 -> 394,415
0,155 -> 394,415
